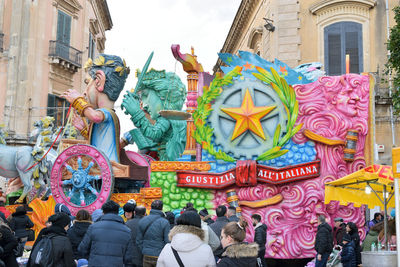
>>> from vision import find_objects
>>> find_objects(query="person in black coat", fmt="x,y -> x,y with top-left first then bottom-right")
346,222 -> 361,266
78,200 -> 134,267
126,206 -> 146,267
217,219 -> 258,266
314,215 -> 333,267
0,221 -> 18,267
9,206 -> 34,241
251,214 -> 267,267
28,212 -> 76,267
340,234 -> 357,267
67,209 -> 92,260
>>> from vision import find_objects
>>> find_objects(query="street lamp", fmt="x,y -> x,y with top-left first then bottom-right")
263,18 -> 275,32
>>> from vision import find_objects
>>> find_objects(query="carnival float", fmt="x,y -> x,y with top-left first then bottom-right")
1,44 -> 373,260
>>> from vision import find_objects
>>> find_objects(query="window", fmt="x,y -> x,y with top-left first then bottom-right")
47,94 -> 70,127
324,22 -> 363,75
88,33 -> 96,59
56,10 -> 71,45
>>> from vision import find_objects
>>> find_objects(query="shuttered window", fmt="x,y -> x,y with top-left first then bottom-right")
88,33 -> 96,59
324,22 -> 363,75
47,94 -> 70,127
56,10 -> 71,45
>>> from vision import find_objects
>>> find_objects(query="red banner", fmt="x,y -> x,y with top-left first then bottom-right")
176,160 -> 320,189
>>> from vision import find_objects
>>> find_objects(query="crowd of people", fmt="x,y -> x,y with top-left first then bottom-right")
0,198 -> 268,267
314,212 -> 395,267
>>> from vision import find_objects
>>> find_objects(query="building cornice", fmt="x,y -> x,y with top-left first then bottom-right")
52,0 -> 82,19
309,0 -> 376,14
213,0 -> 261,73
95,0 -> 113,31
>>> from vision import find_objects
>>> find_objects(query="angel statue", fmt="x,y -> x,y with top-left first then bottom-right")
121,69 -> 187,161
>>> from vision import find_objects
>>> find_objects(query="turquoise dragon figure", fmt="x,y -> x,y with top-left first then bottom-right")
121,69 -> 187,161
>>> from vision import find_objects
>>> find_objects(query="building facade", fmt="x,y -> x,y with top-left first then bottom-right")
0,0 -> 112,144
215,0 -> 399,164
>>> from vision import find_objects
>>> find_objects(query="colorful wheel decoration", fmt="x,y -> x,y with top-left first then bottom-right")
50,144 -> 114,215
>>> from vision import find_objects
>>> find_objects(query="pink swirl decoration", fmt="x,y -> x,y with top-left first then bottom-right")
212,74 -> 370,259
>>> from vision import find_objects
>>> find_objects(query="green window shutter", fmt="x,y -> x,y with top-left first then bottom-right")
56,10 -> 71,45
64,14 -> 71,45
56,11 -> 65,42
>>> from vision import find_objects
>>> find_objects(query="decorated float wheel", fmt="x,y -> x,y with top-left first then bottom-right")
50,144 -> 114,215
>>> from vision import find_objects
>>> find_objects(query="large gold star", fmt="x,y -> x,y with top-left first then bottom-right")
221,89 -> 276,141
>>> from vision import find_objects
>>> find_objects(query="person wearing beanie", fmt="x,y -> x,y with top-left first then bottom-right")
28,212 -> 75,267
340,233 -> 357,267
200,208 -> 214,225
157,211 -> 216,267
78,200 -> 134,267
123,201 -> 136,221
55,203 -> 75,227
91,209 -> 103,222
333,217 -> 346,245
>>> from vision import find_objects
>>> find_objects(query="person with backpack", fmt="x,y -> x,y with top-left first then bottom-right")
0,220 -> 18,267
136,200 -> 170,267
28,212 -> 76,267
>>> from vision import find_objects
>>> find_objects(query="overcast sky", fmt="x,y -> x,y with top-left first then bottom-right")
105,0 -> 241,136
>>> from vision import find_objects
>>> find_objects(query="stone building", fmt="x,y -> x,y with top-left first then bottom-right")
0,0 -> 112,144
214,0 -> 399,164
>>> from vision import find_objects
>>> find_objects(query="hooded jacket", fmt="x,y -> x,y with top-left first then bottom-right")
9,210 -> 34,239
315,222 -> 333,254
78,213 -> 134,267
157,225 -> 216,267
341,240 -> 357,267
67,220 -> 91,259
217,242 -> 259,267
201,221 -> 220,252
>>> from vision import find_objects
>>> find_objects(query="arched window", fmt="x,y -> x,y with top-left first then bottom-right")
324,21 -> 363,75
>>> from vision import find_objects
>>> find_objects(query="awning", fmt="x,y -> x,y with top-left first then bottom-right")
325,164 -> 394,209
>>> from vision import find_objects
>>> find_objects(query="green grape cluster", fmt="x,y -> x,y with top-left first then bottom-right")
150,171 -> 214,212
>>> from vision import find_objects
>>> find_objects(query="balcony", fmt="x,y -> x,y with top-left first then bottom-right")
0,33 -> 4,53
48,40 -> 82,72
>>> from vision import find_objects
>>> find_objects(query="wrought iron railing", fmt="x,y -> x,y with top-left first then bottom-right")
49,40 -> 82,67
0,33 -> 4,53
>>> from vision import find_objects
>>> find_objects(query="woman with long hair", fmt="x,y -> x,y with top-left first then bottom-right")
217,218 -> 258,267
346,222 -> 361,266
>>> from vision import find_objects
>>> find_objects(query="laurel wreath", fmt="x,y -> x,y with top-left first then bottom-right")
192,66 -> 302,162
